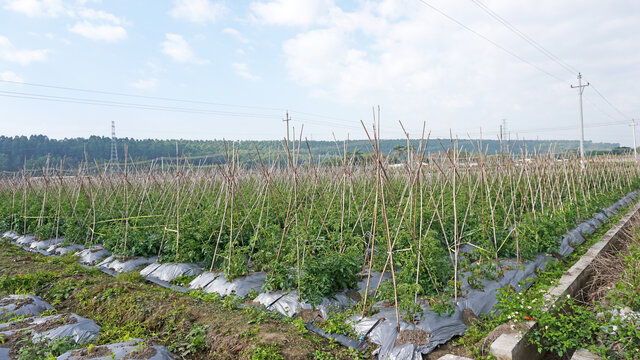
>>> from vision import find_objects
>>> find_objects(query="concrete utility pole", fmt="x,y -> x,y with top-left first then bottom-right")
632,119 -> 638,163
283,111 -> 291,147
283,111 -> 291,168
571,73 -> 589,166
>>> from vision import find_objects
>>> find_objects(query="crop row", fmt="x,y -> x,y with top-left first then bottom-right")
0,139 -> 638,324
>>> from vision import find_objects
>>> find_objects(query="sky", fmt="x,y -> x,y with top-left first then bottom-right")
0,0 -> 639,145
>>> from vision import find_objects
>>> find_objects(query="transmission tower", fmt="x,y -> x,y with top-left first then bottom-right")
109,121 -> 118,166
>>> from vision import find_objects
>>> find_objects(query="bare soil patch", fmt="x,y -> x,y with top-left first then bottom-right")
0,297 -> 34,308
31,315 -> 77,333
394,328 -> 431,347
71,345 -> 114,359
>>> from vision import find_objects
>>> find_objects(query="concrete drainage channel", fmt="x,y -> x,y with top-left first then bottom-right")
489,198 -> 640,360
1,191 -> 639,360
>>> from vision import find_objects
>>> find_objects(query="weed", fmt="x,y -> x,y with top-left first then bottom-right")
222,294 -> 242,310
171,274 -> 197,287
15,336 -> 80,360
319,311 -> 355,337
239,326 -> 259,339
0,271 -> 56,294
250,344 -> 285,360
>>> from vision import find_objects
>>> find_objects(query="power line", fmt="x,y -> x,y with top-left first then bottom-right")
0,79 -> 283,112
589,83 -> 630,120
464,0 -> 632,126
468,0 -> 579,75
0,89 -> 370,133
0,78 -> 358,126
0,91 -> 277,119
414,0 -> 569,84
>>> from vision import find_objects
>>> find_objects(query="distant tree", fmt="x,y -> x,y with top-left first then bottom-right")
0,154 -> 7,171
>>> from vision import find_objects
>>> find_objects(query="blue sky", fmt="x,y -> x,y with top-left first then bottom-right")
1,0 -> 639,145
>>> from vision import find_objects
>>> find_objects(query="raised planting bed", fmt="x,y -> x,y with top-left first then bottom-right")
0,240 -> 374,359
1,147 -> 639,359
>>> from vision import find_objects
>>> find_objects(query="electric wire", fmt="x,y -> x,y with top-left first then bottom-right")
468,0 -> 579,75
414,0 -> 569,84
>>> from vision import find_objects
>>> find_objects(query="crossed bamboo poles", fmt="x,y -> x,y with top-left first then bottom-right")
0,123 -> 637,332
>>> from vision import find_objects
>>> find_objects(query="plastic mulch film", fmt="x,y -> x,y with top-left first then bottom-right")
253,290 -> 355,319
99,256 -> 157,273
351,254 -> 550,359
29,314 -> 100,344
15,234 -> 36,246
356,272 -> 391,293
76,248 -> 111,265
140,263 -> 202,283
191,272 -> 266,299
57,340 -> 176,360
558,229 -> 587,256
0,294 -> 54,321
594,212 -> 608,223
1,231 -> 20,240
351,191 -> 639,359
254,291 -> 312,317
30,239 -> 62,252
52,244 -> 84,256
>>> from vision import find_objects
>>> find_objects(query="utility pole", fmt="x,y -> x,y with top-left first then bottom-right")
632,119 -> 638,163
571,73 -> 589,166
283,111 -> 291,168
502,119 -> 507,138
283,111 -> 291,147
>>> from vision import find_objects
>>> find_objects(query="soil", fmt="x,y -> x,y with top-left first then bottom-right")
12,256 -> 33,262
123,343 -> 158,360
0,241 -> 370,360
481,321 -> 530,351
295,309 -> 323,323
345,289 -> 362,302
462,307 -> 480,326
31,315 -> 77,333
1,332 -> 28,359
0,318 -> 34,331
115,256 -> 138,262
423,337 -> 474,360
0,332 -> 18,349
0,297 -> 34,308
394,328 -> 431,347
71,345 -> 114,359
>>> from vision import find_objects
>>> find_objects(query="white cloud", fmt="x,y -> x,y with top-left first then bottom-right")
76,8 -> 125,25
250,0 -> 335,27
68,21 -> 126,42
232,62 -> 260,81
4,0 -> 128,43
271,0 -> 640,141
0,71 -> 24,83
161,33 -> 208,64
0,36 -> 50,65
130,77 -> 158,90
223,28 -> 248,43
3,0 -> 65,18
169,0 -> 226,24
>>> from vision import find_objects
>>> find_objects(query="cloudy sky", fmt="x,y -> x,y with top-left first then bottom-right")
0,0 -> 639,145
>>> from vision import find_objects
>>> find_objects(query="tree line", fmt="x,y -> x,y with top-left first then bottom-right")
0,135 -> 622,172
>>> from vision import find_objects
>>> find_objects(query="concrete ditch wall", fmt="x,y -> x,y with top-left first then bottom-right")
490,199 -> 640,360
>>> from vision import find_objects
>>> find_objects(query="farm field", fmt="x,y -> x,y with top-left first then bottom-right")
1,138 -> 639,359
0,241 -> 367,359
